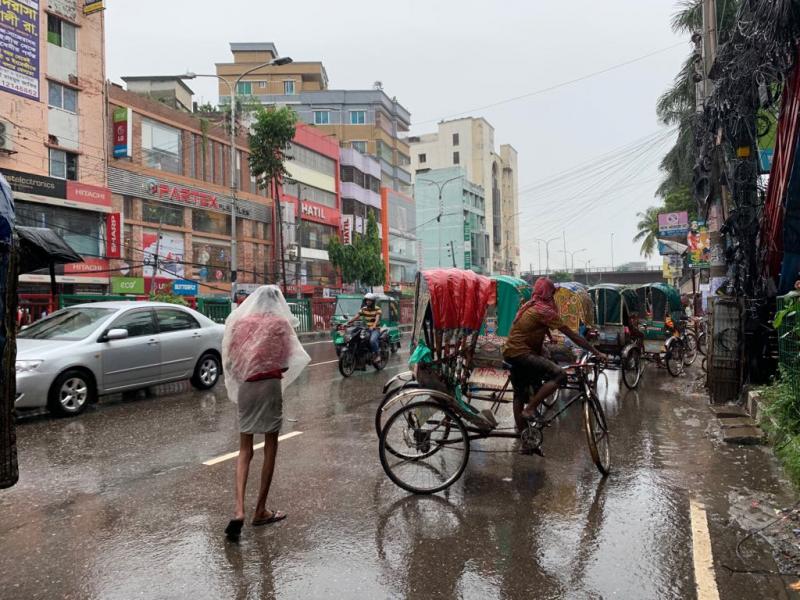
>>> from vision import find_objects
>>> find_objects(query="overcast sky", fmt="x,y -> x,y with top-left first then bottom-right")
106,0 -> 688,272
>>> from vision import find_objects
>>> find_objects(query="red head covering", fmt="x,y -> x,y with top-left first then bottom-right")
514,277 -> 560,324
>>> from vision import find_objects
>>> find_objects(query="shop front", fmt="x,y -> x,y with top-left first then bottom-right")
2,168 -> 115,317
108,167 -> 273,298
282,197 -> 341,295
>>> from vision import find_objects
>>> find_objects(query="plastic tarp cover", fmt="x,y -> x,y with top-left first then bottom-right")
222,285 -> 311,400
16,226 -> 83,274
555,284 -> 594,331
422,269 -> 495,331
494,276 -> 529,337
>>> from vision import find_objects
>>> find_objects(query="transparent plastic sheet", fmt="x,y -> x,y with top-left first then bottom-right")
222,285 -> 311,401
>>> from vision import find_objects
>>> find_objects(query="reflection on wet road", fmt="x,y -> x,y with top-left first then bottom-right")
0,345 -> 796,599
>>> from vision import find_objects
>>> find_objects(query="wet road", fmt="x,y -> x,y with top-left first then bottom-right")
1,343 -> 798,599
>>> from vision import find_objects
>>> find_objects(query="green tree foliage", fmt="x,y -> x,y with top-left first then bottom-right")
633,207 -> 661,258
328,213 -> 386,288
248,106 -> 298,191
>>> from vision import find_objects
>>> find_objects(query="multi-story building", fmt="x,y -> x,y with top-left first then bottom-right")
107,80 -> 274,297
216,42 -> 418,286
414,167 -> 489,274
339,146 -> 381,236
0,1 -> 111,296
279,123 -> 341,295
382,188 -> 418,289
409,117 -> 519,275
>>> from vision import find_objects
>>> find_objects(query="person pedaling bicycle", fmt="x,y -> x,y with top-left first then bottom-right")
503,278 -> 608,438
346,293 -> 383,365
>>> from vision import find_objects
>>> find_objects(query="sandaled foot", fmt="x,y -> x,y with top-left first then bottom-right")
225,519 -> 244,541
252,510 -> 287,526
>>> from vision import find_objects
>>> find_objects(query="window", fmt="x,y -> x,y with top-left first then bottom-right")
111,310 -> 156,338
453,133 -> 460,146
208,140 -> 215,181
141,198 -> 184,227
418,153 -> 427,164
287,142 -> 336,177
48,82 -> 77,113
156,309 -> 199,333
47,15 -> 76,50
350,110 -> 366,125
258,81 -> 267,89
313,111 -> 330,125
16,200 -> 101,256
142,118 -> 183,175
453,151 -> 460,165
236,82 -> 252,95
49,149 -> 78,181
193,240 -> 231,282
189,134 -> 197,178
284,80 -> 295,95
192,210 -> 231,235
351,141 -> 367,154
299,222 -> 337,251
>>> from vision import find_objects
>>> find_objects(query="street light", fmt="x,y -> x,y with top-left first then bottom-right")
284,178 -> 307,299
417,175 -> 463,268
182,55 -> 293,298
560,248 -> 587,274
534,236 -> 559,275
610,232 -> 615,271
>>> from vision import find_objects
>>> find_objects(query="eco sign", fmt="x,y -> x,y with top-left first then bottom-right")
111,277 -> 145,295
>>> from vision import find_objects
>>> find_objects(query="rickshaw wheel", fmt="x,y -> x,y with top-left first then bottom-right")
379,400 -> 470,495
583,393 -> 611,476
621,348 -> 642,390
683,333 -> 698,366
665,342 -> 685,377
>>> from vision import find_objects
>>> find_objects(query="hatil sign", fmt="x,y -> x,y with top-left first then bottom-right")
300,200 -> 339,227
146,180 -> 219,209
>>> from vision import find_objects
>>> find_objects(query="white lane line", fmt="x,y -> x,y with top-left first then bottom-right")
690,499 -> 721,600
202,431 -> 304,466
302,340 -> 334,346
309,359 -> 339,367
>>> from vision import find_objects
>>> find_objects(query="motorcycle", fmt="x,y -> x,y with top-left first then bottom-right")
338,325 -> 390,377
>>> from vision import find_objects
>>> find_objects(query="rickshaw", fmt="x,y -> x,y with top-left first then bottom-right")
377,269 -> 611,494
588,284 -> 643,389
331,293 -> 402,356
635,282 -> 695,376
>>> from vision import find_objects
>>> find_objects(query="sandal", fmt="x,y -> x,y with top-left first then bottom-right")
252,510 -> 287,526
225,519 -> 244,541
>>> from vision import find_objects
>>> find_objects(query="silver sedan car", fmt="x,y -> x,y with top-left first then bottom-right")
15,301 -> 225,417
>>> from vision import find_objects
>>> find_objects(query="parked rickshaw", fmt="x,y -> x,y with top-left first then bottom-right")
331,293 -> 402,355
588,284 -> 643,389
487,275 -> 532,337
377,269 -> 611,494
635,282 -> 695,375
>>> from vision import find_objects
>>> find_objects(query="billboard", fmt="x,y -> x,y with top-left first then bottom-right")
106,213 -> 121,258
341,215 -> 353,245
658,211 -> 689,237
143,230 -> 185,279
113,107 -> 133,158
0,0 -> 39,100
687,220 -> 711,269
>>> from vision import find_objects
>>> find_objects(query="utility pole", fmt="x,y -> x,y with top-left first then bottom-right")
562,231 -> 568,270
274,178 -> 288,294
610,233 -> 615,271
149,215 -> 164,296
449,240 -> 457,268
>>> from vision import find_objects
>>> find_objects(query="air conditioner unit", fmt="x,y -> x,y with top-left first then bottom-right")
0,121 -> 14,153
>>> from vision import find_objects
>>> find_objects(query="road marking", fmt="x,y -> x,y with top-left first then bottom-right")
689,499 -> 721,600
202,431 -> 304,466
302,340 -> 334,346
309,359 -> 339,367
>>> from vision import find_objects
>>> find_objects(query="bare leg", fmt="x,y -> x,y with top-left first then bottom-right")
521,375 -> 565,420
233,434 -> 254,520
253,432 -> 279,521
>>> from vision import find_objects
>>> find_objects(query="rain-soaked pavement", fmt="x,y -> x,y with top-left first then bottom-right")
1,341 -> 799,599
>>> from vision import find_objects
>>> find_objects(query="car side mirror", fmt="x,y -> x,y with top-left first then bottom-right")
104,328 -> 129,341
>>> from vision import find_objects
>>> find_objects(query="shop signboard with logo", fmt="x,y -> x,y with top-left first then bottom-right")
106,212 -> 121,258
658,211 -> 689,237
687,220 -> 711,269
341,215 -> 354,245
111,276 -> 145,295
0,0 -> 39,100
84,0 -> 105,14
298,199 -> 340,227
0,168 -> 65,198
113,107 -> 133,158
172,279 -> 199,296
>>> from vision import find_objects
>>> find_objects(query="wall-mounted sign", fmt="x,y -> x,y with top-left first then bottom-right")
687,220 -> 711,269
83,0 -> 104,14
112,107 -> 133,158
464,223 -> 472,268
0,168 -> 65,198
64,258 -> 108,276
146,179 -> 219,210
355,215 -> 364,234
341,215 -> 353,245
106,212 -> 121,258
111,276 -> 144,295
143,230 -> 185,279
658,211 -> 689,237
299,200 -> 339,227
0,0 -> 39,100
172,279 -> 199,296
67,181 -> 112,207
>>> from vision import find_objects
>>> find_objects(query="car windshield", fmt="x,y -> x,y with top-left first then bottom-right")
334,298 -> 363,317
18,307 -> 117,341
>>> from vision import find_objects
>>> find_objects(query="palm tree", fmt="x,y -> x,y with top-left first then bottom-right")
633,207 -> 661,258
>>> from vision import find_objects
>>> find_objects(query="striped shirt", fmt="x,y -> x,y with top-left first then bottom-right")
359,306 -> 382,328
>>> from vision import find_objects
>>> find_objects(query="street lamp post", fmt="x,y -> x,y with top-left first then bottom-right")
417,175 -> 463,268
183,55 -> 293,299
534,236 -> 559,275
610,232 -> 615,271
285,178 -> 307,299
582,259 -> 592,285
560,248 -> 587,274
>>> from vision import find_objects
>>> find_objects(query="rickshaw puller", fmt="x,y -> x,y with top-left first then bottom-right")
347,293 -> 383,365
503,278 -> 606,436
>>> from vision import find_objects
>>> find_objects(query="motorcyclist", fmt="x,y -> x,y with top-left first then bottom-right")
347,293 -> 383,364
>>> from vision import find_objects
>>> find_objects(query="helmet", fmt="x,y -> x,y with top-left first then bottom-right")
364,293 -> 378,301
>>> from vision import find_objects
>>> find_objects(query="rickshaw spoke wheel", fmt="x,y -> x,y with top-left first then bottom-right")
683,332 -> 698,366
379,400 -> 470,495
621,348 -> 642,390
666,343 -> 685,377
583,393 -> 611,476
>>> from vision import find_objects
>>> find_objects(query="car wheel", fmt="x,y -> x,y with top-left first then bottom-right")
48,370 -> 95,417
191,353 -> 221,390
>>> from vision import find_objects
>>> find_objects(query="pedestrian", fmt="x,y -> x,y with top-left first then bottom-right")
221,285 -> 310,541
